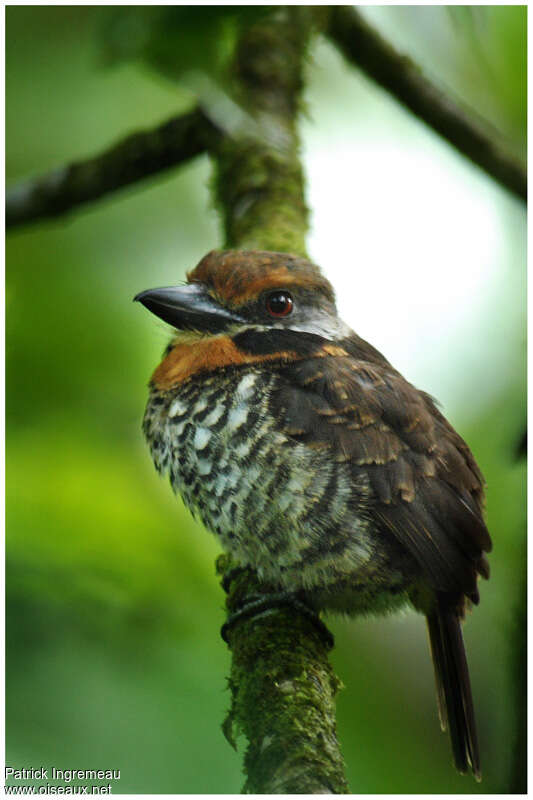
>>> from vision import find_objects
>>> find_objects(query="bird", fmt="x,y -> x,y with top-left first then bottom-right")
135,249 -> 491,779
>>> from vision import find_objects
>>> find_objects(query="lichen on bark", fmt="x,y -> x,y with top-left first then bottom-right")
210,8 -> 349,793
212,7 -> 313,256
217,558 -> 349,794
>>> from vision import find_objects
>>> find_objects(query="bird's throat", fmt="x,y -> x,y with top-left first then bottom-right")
150,333 -> 350,389
151,334 -> 299,389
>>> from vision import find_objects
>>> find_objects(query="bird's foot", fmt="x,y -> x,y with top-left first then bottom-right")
221,591 -> 334,650
220,563 -> 249,594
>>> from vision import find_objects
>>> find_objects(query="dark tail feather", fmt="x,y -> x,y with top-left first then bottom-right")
426,601 -> 481,780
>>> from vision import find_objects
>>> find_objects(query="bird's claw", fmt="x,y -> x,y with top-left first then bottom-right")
221,591 -> 335,650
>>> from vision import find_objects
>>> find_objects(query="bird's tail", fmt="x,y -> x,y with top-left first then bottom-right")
426,598 -> 481,780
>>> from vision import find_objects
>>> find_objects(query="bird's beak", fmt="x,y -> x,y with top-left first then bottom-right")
134,283 -> 245,333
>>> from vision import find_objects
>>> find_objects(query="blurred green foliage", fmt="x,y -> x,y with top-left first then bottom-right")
101,6 -> 268,86
6,6 -> 525,793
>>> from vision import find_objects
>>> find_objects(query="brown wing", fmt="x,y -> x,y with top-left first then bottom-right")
271,347 -> 491,602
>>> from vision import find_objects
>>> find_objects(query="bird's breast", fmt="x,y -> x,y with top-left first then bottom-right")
143,366 -> 376,590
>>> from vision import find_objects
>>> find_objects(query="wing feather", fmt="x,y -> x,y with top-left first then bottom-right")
271,350 -> 491,599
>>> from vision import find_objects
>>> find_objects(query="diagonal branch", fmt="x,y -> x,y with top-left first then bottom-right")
6,107 -> 221,231
326,6 -> 526,203
6,9 -> 524,235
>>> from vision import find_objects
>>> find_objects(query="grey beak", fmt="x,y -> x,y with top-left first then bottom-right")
134,283 -> 245,333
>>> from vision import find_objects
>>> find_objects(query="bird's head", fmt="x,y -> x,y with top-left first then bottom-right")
135,250 -> 352,387
135,249 -> 350,341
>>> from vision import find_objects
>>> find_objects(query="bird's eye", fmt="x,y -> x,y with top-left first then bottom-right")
266,290 -> 294,318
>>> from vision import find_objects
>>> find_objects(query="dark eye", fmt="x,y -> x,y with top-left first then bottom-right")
266,290 -> 294,318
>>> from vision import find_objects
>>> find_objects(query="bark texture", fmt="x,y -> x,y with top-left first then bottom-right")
212,8 -> 349,793
218,559 -> 349,794
6,108 -> 220,230
205,7 -> 313,256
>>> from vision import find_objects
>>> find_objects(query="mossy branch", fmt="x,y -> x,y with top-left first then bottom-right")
211,8 -> 349,794
6,108 -> 221,230
217,558 -> 349,794
6,7 -> 524,233
211,8 -> 312,256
